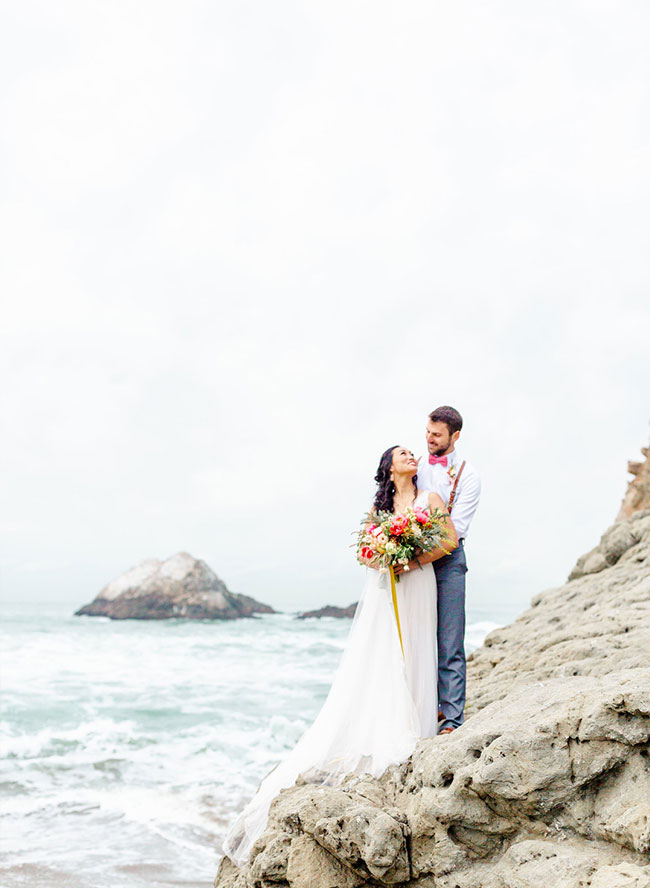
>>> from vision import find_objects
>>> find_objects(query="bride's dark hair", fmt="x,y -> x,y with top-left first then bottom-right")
373,445 -> 418,513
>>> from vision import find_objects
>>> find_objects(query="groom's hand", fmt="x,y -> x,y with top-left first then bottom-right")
393,563 -> 409,576
394,556 -> 424,575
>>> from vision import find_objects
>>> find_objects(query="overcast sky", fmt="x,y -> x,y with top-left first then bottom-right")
1,0 -> 648,615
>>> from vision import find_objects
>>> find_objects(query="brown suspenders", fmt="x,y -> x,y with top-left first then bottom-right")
447,460 -> 466,513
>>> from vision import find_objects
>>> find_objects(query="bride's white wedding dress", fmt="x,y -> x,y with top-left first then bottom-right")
223,491 -> 438,865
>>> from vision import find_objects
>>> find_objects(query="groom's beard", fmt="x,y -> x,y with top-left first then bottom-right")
430,444 -> 450,457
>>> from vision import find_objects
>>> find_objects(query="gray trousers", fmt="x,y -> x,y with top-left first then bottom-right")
433,540 -> 467,730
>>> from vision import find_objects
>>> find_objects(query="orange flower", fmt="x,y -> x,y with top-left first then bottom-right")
389,515 -> 409,536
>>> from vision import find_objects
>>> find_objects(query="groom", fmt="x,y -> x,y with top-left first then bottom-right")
417,406 -> 481,734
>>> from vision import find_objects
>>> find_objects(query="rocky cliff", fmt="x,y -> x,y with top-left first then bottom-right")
75,552 -> 275,620
215,486 -> 650,886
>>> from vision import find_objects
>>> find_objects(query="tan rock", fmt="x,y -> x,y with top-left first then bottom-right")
286,835 -> 365,888
214,854 -> 248,888
75,552 -> 275,620
249,833 -> 291,883
617,444 -> 650,521
590,862 -> 650,888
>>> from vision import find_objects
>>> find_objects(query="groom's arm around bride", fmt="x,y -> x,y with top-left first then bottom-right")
417,405 -> 481,733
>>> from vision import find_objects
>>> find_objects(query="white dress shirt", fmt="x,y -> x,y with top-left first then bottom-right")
417,449 -> 481,541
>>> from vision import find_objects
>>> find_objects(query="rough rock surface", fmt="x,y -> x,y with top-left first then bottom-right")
468,507 -> 650,716
75,552 -> 275,620
215,503 -> 650,887
617,444 -> 650,522
296,603 -> 358,620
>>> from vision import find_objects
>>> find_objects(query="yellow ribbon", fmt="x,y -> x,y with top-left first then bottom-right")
389,565 -> 405,659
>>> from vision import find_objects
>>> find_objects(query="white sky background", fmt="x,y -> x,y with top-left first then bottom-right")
1,0 -> 648,613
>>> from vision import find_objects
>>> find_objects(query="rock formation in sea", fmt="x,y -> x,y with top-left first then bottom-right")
75,552 -> 275,620
215,455 -> 650,888
296,603 -> 358,620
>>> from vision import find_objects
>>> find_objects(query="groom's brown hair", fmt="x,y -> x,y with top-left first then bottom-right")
429,406 -> 463,435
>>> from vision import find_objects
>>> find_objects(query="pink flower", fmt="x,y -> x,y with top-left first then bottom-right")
389,515 -> 409,536
414,507 -> 429,525
360,546 -> 375,561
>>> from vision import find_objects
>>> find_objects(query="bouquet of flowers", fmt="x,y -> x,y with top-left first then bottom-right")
356,505 -> 451,573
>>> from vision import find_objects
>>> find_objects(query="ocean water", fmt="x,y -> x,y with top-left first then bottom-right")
0,601 -> 516,888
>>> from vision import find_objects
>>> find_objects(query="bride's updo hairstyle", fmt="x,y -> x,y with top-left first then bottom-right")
373,445 -> 418,513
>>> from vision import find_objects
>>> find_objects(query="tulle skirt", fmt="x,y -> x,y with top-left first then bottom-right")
223,563 -> 438,865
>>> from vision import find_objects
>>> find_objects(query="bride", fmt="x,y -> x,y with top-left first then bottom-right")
223,444 -> 458,865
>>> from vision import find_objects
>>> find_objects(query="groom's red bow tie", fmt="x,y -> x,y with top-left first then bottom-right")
428,454 -> 448,467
